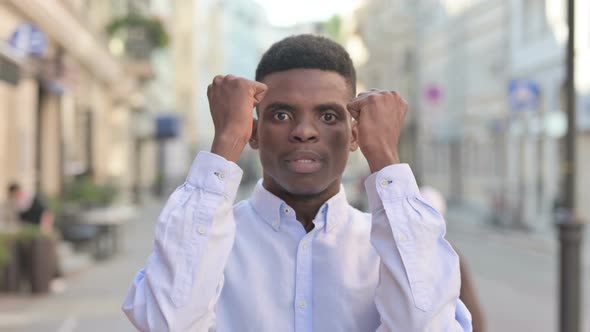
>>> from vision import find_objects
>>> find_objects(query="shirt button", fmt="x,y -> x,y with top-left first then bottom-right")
301,241 -> 308,250
284,208 -> 290,214
397,233 -> 408,242
299,301 -> 306,309
197,226 -> 206,235
215,171 -> 226,180
380,179 -> 391,188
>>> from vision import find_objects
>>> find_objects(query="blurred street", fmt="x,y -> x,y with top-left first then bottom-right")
0,199 -> 164,332
446,205 -> 590,332
0,196 -> 587,332
1,0 -> 589,330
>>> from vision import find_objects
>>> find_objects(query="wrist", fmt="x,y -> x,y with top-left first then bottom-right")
365,151 -> 400,173
210,134 -> 248,163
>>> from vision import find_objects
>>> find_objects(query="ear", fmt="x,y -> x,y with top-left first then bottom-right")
349,120 -> 359,152
249,118 -> 259,149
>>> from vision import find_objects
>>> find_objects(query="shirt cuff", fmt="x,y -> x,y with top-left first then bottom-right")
364,163 -> 420,212
186,151 -> 243,201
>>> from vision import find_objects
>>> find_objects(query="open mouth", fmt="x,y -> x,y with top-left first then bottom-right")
286,159 -> 322,173
285,151 -> 323,174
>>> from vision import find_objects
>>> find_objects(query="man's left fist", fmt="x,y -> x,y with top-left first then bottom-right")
347,90 -> 408,173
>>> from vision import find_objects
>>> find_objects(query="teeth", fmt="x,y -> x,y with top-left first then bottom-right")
294,159 -> 314,163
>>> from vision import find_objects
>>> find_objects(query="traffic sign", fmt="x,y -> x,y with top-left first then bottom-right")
508,79 -> 540,111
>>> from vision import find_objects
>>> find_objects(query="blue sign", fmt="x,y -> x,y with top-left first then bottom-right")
508,79 -> 540,111
8,23 -> 48,57
155,115 -> 180,139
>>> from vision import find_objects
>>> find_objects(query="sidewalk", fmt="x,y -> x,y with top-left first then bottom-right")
0,197 -> 165,332
446,201 -> 590,268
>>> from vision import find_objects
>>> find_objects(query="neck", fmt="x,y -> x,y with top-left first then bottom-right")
283,196 -> 322,232
262,181 -> 341,233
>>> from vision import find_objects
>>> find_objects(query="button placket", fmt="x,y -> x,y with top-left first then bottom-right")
298,300 -> 306,309
294,234 -> 312,330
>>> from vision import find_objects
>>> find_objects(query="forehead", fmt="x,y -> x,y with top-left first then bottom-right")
259,69 -> 352,106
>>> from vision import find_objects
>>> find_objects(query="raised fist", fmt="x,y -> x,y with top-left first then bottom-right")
207,75 -> 267,162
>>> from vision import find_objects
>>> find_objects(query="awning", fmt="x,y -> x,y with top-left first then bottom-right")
0,45 -> 22,85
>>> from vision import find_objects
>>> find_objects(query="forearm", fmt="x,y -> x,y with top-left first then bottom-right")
365,164 -> 472,331
123,152 -> 243,331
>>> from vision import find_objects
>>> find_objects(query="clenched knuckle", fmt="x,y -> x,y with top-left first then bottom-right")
366,94 -> 380,104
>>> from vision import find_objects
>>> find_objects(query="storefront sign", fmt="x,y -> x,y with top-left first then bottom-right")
155,115 -> 180,139
8,23 -> 48,57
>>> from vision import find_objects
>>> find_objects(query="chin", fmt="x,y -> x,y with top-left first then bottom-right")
283,184 -> 325,197
280,177 -> 336,197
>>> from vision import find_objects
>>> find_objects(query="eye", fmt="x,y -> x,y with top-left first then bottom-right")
320,112 -> 337,123
273,112 -> 291,121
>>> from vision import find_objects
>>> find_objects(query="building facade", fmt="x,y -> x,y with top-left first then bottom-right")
354,0 -> 590,231
0,0 -> 139,211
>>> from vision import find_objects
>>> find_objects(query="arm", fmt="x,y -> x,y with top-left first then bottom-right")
348,90 -> 471,330
123,75 -> 266,331
122,151 -> 243,331
365,165 -> 472,331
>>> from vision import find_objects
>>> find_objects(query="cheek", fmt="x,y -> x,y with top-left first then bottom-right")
329,127 -> 352,147
327,130 -> 352,162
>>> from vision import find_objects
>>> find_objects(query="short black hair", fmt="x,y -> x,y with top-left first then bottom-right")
8,183 -> 20,194
255,34 -> 356,95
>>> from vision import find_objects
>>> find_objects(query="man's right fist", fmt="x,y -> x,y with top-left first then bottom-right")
207,75 -> 267,162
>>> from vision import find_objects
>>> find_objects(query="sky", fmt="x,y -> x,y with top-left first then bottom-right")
253,0 -> 363,27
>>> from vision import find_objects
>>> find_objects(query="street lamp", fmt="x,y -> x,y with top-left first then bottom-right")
556,1 -> 585,332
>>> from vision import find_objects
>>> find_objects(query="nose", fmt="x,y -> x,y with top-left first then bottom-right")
289,116 -> 319,143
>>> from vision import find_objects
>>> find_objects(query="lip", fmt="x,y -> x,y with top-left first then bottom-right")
284,150 -> 323,174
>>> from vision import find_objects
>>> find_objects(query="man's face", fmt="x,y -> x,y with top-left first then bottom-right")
251,69 -> 358,198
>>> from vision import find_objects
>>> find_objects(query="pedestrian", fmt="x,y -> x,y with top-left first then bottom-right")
420,186 -> 485,332
7,183 -> 54,234
123,34 -> 472,331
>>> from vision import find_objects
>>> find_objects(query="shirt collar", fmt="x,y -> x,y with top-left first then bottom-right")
248,180 -> 350,233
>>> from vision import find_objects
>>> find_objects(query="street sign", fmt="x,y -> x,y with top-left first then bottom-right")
424,83 -> 443,106
508,79 -> 540,111
8,23 -> 48,57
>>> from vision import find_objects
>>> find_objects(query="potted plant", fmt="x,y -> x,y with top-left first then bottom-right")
16,225 -> 56,294
56,176 -> 132,260
0,234 -> 20,292
57,176 -> 118,244
106,14 -> 169,60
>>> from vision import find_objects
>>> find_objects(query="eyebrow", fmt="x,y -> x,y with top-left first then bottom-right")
264,102 -> 346,113
264,102 -> 295,112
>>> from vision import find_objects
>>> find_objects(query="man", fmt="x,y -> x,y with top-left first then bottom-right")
123,35 -> 472,331
7,183 -> 54,234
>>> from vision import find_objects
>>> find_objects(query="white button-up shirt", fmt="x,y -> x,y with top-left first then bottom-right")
123,152 -> 472,331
